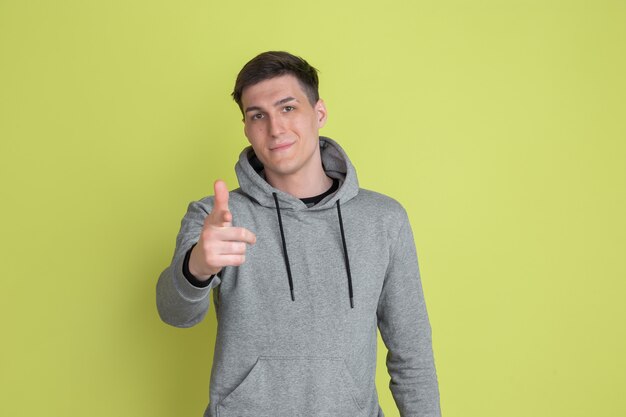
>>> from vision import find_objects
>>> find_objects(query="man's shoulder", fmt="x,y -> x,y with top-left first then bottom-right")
355,187 -> 405,209
352,188 -> 408,221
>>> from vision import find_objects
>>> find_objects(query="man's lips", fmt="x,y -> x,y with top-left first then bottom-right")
270,142 -> 294,151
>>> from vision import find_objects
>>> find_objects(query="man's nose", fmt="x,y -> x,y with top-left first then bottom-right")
268,115 -> 286,137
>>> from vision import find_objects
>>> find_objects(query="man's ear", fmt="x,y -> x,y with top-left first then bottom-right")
242,116 -> 251,143
315,99 -> 328,128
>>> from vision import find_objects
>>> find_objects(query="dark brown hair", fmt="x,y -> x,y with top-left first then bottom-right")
231,51 -> 319,113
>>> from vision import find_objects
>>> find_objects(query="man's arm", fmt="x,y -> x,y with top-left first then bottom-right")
376,209 -> 441,417
156,199 -> 220,328
156,180 -> 256,327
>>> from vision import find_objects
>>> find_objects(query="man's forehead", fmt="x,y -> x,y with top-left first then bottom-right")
241,74 -> 307,106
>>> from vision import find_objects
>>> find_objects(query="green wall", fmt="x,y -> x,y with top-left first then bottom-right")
1,1 -> 624,416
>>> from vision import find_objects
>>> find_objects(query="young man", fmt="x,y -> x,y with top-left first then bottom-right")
156,51 -> 441,417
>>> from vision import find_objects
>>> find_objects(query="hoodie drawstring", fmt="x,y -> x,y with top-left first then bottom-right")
272,192 -> 355,308
336,200 -> 355,308
273,193 -> 295,302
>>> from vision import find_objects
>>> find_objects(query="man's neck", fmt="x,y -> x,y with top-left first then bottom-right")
266,167 -> 334,199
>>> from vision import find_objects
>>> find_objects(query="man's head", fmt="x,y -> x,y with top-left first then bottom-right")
233,51 -> 328,190
232,51 -> 319,114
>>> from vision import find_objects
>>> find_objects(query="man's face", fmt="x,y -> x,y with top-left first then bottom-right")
241,74 -> 327,182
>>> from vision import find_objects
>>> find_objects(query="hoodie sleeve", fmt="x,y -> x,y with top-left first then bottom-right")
376,209 -> 441,417
156,199 -> 222,328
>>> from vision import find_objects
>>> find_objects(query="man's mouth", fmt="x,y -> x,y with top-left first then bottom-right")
270,142 -> 294,151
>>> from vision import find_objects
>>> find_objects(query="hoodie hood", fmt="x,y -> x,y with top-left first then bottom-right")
234,136 -> 359,211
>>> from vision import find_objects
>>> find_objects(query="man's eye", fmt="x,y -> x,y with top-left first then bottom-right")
283,106 -> 295,112
252,113 -> 264,120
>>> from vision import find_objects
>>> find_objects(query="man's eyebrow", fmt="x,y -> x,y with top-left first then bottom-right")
244,97 -> 298,114
276,96 -> 297,106
244,106 -> 262,114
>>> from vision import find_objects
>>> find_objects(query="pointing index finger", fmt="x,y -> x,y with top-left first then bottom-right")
213,179 -> 230,213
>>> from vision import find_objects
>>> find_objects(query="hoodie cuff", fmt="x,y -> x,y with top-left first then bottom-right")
171,246 -> 217,302
182,243 -> 215,288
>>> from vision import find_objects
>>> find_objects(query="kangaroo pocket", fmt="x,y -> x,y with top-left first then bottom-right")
217,356 -> 365,417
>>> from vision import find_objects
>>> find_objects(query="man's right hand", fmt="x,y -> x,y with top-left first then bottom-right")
188,179 -> 257,280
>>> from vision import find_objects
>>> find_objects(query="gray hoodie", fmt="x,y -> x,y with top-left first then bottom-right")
156,137 -> 441,417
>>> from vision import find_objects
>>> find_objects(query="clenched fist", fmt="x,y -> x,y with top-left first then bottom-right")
188,179 -> 257,280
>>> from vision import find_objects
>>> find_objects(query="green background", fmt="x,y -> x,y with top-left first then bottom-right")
1,1 -> 624,416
